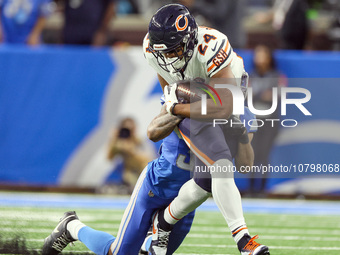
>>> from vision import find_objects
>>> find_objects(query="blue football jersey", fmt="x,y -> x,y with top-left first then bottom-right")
146,96 -> 192,199
0,0 -> 52,43
146,127 -> 192,199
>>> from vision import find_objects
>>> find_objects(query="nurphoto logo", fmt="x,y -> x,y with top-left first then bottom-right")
200,84 -> 312,127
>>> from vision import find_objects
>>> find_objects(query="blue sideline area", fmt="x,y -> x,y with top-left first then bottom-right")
0,192 -> 339,216
0,45 -> 115,185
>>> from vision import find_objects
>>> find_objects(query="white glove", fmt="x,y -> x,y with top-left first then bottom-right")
164,83 -> 178,115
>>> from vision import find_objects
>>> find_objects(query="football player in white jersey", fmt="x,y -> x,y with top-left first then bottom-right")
143,4 -> 270,255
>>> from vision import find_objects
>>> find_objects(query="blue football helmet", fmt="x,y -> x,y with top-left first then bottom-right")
148,4 -> 198,73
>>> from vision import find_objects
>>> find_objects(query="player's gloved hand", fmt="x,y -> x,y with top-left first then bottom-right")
164,83 -> 178,115
225,115 -> 249,144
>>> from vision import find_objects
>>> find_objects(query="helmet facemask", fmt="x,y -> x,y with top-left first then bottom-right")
150,28 -> 197,74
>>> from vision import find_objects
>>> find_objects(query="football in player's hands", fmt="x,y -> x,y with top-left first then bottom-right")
175,79 -> 209,104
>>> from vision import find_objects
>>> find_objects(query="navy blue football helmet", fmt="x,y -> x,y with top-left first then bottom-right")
148,4 -> 198,73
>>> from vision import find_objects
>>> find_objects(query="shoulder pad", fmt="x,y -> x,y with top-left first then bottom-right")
196,27 -> 233,77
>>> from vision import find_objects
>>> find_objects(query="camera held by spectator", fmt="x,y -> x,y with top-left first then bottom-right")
107,117 -> 153,192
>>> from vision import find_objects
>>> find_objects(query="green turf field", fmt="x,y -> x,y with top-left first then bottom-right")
1,206 -> 340,255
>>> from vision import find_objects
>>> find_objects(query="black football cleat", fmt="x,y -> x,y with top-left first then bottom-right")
42,211 -> 79,255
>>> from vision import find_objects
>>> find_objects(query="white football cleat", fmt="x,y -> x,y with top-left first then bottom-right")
149,211 -> 171,255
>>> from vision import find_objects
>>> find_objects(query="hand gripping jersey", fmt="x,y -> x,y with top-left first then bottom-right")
146,96 -> 192,199
143,26 -> 246,86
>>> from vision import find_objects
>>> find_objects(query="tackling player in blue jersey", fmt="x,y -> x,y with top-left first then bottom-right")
42,101 -> 257,255
43,103 -> 194,255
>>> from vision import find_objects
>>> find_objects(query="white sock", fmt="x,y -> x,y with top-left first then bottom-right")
210,159 -> 250,243
66,219 -> 86,240
231,223 -> 249,244
164,179 -> 210,225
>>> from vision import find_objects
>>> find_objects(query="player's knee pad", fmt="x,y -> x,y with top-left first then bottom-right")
182,179 -> 210,203
210,159 -> 235,179
173,179 -> 210,216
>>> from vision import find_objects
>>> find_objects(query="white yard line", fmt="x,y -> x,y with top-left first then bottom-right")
3,224 -> 340,236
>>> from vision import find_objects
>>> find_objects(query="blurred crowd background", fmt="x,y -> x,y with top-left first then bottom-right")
1,0 -> 340,50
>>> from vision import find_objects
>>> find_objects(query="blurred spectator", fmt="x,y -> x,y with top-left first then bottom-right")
249,45 -> 286,196
247,0 -> 272,7
140,0 -> 173,18
326,0 -> 340,50
59,0 -> 116,46
117,0 -> 139,15
0,0 -> 54,45
178,0 -> 247,48
255,0 -> 309,49
107,117 -> 153,192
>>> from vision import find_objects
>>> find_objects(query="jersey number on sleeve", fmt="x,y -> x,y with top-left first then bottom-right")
198,34 -> 217,56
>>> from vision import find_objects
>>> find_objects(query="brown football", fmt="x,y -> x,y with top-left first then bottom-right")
175,79 -> 208,104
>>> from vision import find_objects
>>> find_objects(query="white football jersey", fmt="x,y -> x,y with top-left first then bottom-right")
143,26 -> 245,86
